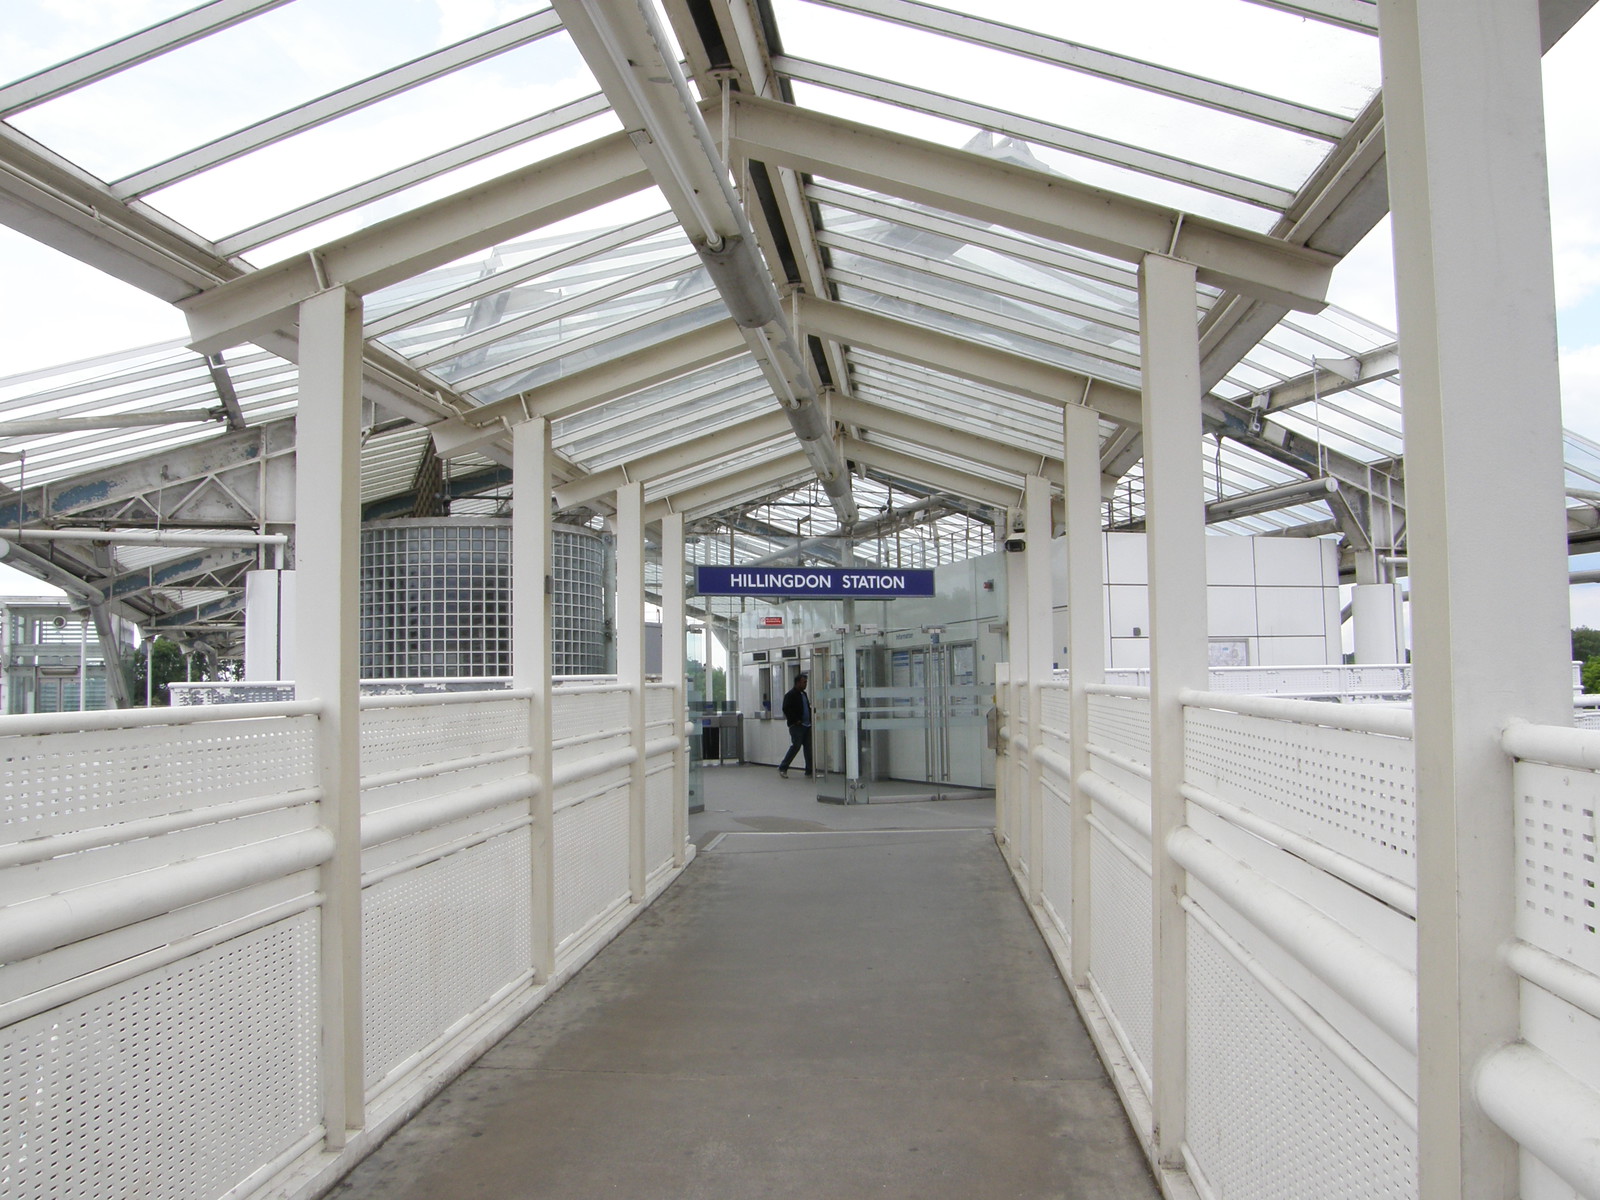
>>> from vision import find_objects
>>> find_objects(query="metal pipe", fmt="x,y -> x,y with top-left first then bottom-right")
1,528 -> 287,547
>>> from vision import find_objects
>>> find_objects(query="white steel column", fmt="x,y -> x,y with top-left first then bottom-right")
1004,539 -> 1029,868
660,511 -> 689,867
512,417 -> 555,981
294,284 -> 365,1145
1064,403 -> 1105,982
1378,3 -> 1572,1196
1024,474 -> 1053,906
1140,252 -> 1207,1169
615,481 -> 647,901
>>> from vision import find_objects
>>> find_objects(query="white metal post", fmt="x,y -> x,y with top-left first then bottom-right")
1024,474 -> 1053,906
615,481 -> 647,901
1140,252 -> 1207,1168
294,284 -> 365,1146
1378,3 -> 1572,1195
512,417 -> 555,981
1064,403 -> 1105,983
660,511 -> 689,866
1004,541 -> 1029,869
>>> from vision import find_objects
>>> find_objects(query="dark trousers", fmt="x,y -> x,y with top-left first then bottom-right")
779,723 -> 812,774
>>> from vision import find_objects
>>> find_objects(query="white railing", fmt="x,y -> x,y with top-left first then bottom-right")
1006,665 -> 1600,1200
1095,662 -> 1413,698
0,677 -> 689,1200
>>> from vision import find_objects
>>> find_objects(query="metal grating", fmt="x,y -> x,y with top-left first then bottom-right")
1089,825 -> 1154,1088
362,828 -> 533,1090
553,789 -> 630,946
1041,777 -> 1072,929
1513,760 -> 1600,976
0,914 -> 320,1200
1185,914 -> 1416,1199
1087,692 -> 1152,771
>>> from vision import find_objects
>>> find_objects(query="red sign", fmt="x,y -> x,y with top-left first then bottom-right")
761,616 -> 785,627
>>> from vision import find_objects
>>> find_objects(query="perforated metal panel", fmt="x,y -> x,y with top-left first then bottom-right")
1041,781 -> 1072,928
363,829 -> 532,1089
1186,706 -> 1416,885
1087,692 -> 1152,771
645,683 -> 676,725
361,696 -> 529,779
551,687 -> 631,744
1,716 -> 317,840
1038,683 -> 1071,756
1513,760 -> 1600,976
1089,825 -> 1154,1086
1186,915 -> 1416,1199
0,914 -> 319,1200
645,763 -> 675,875
1015,759 -> 1033,876
554,790 -> 630,945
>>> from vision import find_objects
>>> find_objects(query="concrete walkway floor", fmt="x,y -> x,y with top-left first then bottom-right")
330,768 -> 1158,1199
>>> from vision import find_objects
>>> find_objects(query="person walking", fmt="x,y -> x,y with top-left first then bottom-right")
778,672 -> 812,778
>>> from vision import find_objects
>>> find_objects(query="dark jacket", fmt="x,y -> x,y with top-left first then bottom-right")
781,685 -> 810,727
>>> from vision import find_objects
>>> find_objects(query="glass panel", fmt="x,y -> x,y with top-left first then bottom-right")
13,0 -> 551,180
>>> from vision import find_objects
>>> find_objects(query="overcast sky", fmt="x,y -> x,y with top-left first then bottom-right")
3,3 -> 1599,625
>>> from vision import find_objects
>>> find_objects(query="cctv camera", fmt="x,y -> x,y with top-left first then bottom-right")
1004,536 -> 1026,553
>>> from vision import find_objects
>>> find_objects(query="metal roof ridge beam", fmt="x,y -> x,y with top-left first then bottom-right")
724,93 -> 1335,312
551,0 -> 857,527
798,294 -> 1142,424
829,390 -> 1062,486
840,436 -> 1022,510
180,129 -> 652,353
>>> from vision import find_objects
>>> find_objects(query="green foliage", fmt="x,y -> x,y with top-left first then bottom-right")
1584,657 -> 1600,697
711,666 -> 726,703
1575,627 -> 1600,664
126,637 -> 189,706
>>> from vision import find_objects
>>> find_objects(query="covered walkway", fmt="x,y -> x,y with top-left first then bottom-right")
328,768 -> 1156,1199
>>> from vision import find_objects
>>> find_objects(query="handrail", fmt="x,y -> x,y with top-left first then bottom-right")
1180,688 -> 1413,739
0,829 -> 334,963
1503,719 -> 1600,769
1477,1042 -> 1600,1197
1169,825 -> 1417,1053
0,699 -> 320,736
360,687 -> 533,711
1084,683 -> 1151,699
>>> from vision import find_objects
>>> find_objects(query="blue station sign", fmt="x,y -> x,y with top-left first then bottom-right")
696,565 -> 935,599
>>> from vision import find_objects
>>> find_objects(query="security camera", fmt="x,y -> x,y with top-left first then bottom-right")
1004,536 -> 1026,553
1003,507 -> 1026,551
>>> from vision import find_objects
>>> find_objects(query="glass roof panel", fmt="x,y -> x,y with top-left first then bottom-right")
10,1 -> 551,181
772,0 -> 1337,197
144,35 -> 601,249
926,0 -> 1380,116
3,3 -> 206,84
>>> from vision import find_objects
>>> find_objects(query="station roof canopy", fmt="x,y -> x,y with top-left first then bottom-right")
0,0 -> 1595,637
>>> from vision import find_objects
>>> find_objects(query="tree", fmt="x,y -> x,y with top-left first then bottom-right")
126,637 -> 189,706
1584,657 -> 1600,697
1574,627 -> 1600,663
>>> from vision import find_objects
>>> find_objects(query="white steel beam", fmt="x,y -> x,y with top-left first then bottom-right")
1063,402 -> 1104,983
552,410 -> 793,510
643,451 -> 813,522
798,294 -> 1142,423
1139,253 -> 1207,1175
807,0 -> 1351,140
180,129 -> 652,353
660,511 -> 689,867
840,436 -> 1023,510
829,390 -> 1066,488
1379,2 -> 1573,1197
725,94 -> 1335,311
512,417 -> 555,981
615,481 -> 648,902
467,320 -> 748,428
293,285 -> 365,1145
1023,473 -> 1053,906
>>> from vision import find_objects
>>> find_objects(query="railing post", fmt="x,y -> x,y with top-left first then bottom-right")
294,284 -> 364,1147
1378,2 -> 1572,1195
1140,252 -> 1207,1169
1024,474 -> 1053,906
1064,402 -> 1104,984
512,417 -> 555,980
660,511 -> 688,867
615,481 -> 647,901
1004,543 -> 1029,868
